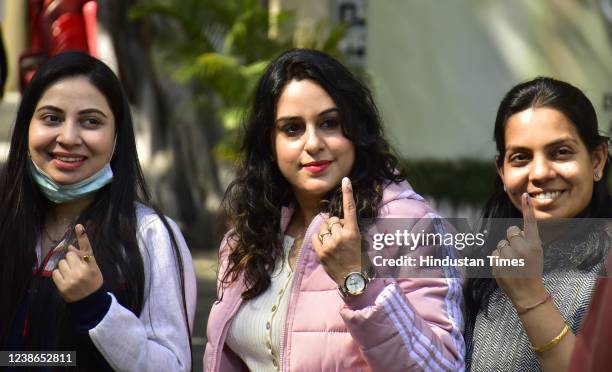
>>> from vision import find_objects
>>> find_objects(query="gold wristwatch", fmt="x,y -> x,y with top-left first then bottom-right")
339,271 -> 370,297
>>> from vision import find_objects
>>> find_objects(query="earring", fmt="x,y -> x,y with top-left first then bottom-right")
503,185 -> 507,192
594,171 -> 602,181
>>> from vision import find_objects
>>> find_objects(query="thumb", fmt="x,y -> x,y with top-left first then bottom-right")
311,231 -> 324,257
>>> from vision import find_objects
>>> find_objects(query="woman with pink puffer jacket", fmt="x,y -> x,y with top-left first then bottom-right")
204,49 -> 465,372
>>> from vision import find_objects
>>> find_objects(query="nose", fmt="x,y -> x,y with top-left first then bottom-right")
56,120 -> 83,147
304,125 -> 324,154
529,154 -> 555,183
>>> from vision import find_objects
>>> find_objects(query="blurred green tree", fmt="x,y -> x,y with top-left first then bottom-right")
108,0 -> 346,245
131,0 -> 345,161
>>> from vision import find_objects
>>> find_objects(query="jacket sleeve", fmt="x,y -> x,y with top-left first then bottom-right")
87,215 -> 197,372
339,203 -> 465,372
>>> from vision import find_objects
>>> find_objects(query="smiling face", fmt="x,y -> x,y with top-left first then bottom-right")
273,79 -> 355,203
28,76 -> 116,185
498,107 -> 607,219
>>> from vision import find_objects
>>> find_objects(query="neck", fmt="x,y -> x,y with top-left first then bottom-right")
48,194 -> 95,224
293,193 -> 322,229
538,218 -> 589,246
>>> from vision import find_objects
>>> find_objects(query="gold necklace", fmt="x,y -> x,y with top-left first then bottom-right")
43,228 -> 64,250
43,218 -> 73,250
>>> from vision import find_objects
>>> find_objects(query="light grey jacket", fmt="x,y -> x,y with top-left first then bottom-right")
88,204 -> 197,371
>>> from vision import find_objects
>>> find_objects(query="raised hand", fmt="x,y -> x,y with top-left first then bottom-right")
311,177 -> 363,286
491,193 -> 546,307
52,224 -> 104,302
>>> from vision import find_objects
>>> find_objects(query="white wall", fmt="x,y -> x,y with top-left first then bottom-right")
367,0 -> 612,160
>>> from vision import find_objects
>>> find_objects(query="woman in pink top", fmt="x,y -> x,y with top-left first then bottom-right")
204,49 -> 465,371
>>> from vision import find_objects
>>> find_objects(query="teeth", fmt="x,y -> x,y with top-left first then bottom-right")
533,191 -> 562,200
55,156 -> 85,162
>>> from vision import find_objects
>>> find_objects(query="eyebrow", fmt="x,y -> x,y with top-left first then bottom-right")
505,137 -> 579,152
35,105 -> 108,118
275,107 -> 339,124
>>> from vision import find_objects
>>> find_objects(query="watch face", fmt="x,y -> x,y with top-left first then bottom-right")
346,273 -> 366,295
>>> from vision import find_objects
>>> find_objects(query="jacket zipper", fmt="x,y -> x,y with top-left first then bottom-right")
279,214 -> 322,371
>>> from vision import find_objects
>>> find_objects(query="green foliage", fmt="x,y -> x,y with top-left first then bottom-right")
131,0 -> 347,161
399,159 -> 612,206
399,159 -> 497,206
293,21 -> 347,57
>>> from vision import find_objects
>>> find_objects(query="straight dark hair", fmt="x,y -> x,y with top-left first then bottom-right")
221,49 -> 404,299
0,52 -> 191,369
466,77 -> 612,318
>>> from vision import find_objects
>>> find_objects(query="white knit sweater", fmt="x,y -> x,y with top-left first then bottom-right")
226,235 -> 296,371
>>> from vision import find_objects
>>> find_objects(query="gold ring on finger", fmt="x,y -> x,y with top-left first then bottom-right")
318,231 -> 332,243
497,240 -> 509,252
328,221 -> 341,230
83,255 -> 92,263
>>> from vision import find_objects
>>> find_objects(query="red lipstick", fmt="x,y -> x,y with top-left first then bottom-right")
302,160 -> 332,173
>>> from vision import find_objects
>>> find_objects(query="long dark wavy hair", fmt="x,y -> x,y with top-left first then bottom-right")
221,49 -> 404,300
0,52 -> 191,370
466,77 -> 612,318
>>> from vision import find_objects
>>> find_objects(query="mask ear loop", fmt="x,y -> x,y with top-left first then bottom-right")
109,134 -> 118,162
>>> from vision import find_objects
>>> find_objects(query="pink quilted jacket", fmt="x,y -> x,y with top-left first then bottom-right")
204,182 -> 465,371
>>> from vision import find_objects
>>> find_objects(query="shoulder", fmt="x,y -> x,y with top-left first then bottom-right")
135,203 -> 168,229
377,181 -> 439,219
134,202 -> 191,265
135,203 -> 183,237
217,230 -> 237,272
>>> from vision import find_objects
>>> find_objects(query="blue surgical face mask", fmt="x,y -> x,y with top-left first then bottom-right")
29,159 -> 114,204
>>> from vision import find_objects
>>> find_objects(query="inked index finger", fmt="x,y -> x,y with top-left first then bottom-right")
75,224 -> 94,255
342,177 -> 358,232
521,193 -> 540,242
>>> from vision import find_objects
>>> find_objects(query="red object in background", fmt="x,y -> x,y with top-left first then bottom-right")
19,0 -> 98,91
569,254 -> 612,372
49,10 -> 89,55
569,278 -> 612,371
82,1 -> 98,57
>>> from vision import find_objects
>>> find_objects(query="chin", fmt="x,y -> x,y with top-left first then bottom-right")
532,211 -> 556,220
49,173 -> 84,185
533,208 -> 577,220
305,186 -> 333,198
296,184 -> 334,198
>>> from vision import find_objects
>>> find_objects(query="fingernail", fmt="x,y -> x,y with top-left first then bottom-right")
523,193 -> 530,205
342,177 -> 352,191
79,225 -> 86,234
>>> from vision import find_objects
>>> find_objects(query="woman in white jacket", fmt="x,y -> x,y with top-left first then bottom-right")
0,51 -> 196,371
